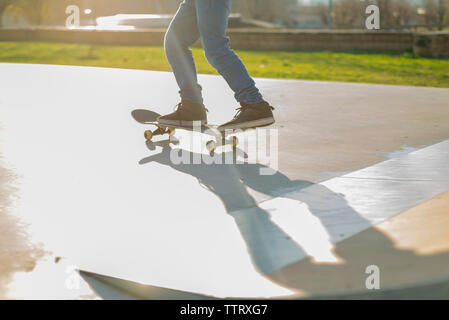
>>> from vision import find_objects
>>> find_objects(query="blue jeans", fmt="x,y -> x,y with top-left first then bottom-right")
164,0 -> 264,105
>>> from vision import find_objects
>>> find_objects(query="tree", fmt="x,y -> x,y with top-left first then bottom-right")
318,5 -> 330,27
333,0 -> 364,29
0,0 -> 15,27
238,0 -> 297,25
146,0 -> 179,13
376,0 -> 392,29
424,0 -> 448,30
436,0 -> 449,30
389,0 -> 414,28
0,0 -> 50,27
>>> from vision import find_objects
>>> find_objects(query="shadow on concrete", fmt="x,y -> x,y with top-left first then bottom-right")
80,270 -> 214,300
79,268 -> 449,300
0,155 -> 45,298
80,109 -> 449,299
137,141 -> 365,275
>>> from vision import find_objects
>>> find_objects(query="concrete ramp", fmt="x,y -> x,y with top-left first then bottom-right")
1,63 -> 449,299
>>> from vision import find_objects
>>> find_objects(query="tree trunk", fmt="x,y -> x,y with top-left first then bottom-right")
437,0 -> 447,30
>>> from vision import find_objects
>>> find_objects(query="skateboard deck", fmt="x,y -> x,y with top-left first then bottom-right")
140,121 -> 239,153
132,109 -> 273,153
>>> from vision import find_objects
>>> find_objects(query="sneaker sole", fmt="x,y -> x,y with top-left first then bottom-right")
157,119 -> 207,127
218,117 -> 275,131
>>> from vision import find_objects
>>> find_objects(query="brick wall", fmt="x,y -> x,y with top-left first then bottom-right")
0,27 -> 447,57
0,28 -> 166,46
227,29 -> 414,52
413,32 -> 449,58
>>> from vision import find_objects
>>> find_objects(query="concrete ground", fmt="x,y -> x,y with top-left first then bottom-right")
0,63 -> 449,299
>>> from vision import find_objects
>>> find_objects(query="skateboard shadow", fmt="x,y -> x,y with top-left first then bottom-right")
136,140 -> 449,298
138,140 -> 364,275
112,109 -> 449,298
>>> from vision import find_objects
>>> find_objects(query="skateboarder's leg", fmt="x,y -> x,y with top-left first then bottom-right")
159,0 -> 208,126
195,0 -> 263,104
164,0 -> 203,104
195,0 -> 274,130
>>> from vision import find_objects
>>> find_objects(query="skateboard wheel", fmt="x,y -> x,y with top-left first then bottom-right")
144,130 -> 153,141
170,136 -> 180,145
231,136 -> 238,147
206,140 -> 216,154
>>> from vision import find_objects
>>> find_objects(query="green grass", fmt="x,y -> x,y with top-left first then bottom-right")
1,41 -> 449,88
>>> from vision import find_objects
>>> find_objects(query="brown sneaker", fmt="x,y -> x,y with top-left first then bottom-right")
157,100 -> 208,127
218,101 -> 275,131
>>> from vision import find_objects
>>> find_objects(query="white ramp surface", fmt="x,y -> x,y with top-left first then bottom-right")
251,140 -> 449,274
1,63 -> 449,298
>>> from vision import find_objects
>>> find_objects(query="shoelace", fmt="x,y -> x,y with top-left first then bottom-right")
233,107 -> 245,118
173,102 -> 209,113
173,102 -> 183,112
233,104 -> 274,119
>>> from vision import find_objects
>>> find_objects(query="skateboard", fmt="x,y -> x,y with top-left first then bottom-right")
139,121 -> 239,154
131,109 -> 273,154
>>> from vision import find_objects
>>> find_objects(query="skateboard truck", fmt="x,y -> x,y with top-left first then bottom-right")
143,122 -> 238,155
